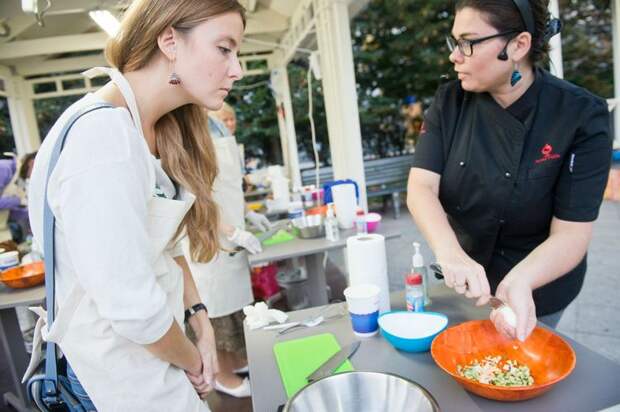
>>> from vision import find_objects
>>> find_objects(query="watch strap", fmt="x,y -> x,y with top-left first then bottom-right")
184,303 -> 207,322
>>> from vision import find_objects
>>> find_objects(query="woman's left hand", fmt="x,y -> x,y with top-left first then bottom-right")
491,277 -> 537,342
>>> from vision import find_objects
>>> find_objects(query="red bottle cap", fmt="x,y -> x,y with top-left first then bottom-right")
406,273 -> 422,286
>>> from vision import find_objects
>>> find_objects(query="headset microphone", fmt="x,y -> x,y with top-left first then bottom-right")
497,45 -> 509,61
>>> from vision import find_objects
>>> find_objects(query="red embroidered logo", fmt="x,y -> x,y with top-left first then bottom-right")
535,143 -> 560,164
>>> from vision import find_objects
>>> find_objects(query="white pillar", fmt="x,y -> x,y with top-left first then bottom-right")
314,0 -> 367,210
613,0 -> 620,148
270,66 -> 302,189
548,0 -> 564,78
5,76 -> 40,155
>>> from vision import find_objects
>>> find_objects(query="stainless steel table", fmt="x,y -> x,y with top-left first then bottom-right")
0,284 -> 44,412
248,229 -> 401,306
245,286 -> 620,412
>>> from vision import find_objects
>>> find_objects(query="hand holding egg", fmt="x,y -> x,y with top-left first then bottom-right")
492,278 -> 537,342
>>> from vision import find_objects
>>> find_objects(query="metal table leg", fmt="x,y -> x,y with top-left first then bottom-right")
303,253 -> 329,306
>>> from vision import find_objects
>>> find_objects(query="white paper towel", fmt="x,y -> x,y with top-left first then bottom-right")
346,234 -> 391,313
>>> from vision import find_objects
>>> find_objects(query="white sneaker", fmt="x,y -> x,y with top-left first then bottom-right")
214,377 -> 251,398
233,365 -> 249,374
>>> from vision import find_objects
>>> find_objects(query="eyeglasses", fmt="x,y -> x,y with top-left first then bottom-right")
446,31 -> 518,57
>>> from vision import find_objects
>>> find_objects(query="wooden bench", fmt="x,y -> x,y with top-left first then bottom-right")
301,154 -> 414,218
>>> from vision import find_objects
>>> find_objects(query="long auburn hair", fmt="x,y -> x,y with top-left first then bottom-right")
105,0 -> 246,262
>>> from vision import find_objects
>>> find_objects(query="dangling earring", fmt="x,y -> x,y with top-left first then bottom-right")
168,58 -> 181,85
510,62 -> 522,87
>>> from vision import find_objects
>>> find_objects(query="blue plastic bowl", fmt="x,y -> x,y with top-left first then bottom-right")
379,311 -> 449,352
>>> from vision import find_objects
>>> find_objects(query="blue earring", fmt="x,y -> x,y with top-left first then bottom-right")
510,65 -> 522,87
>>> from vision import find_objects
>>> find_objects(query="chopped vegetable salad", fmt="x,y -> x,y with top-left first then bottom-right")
457,355 -> 534,387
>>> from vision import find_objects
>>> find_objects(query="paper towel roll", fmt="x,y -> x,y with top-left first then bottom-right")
346,234 -> 391,314
332,183 -> 356,229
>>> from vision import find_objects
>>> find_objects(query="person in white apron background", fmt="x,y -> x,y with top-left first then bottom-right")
184,111 -> 271,398
25,0 -> 246,410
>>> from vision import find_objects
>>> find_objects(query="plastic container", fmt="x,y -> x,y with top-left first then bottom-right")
355,211 -> 367,235
405,273 -> 424,312
365,213 -> 382,233
288,208 -> 305,220
412,242 -> 431,305
0,251 -> 20,271
277,268 -> 310,310
331,183 -> 357,229
379,311 -> 448,352
324,203 -> 340,242
344,284 -> 380,337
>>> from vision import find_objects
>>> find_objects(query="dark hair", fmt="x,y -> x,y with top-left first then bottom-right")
19,152 -> 37,180
455,0 -> 551,64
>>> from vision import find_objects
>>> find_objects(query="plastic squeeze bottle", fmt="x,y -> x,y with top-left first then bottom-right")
412,242 -> 431,305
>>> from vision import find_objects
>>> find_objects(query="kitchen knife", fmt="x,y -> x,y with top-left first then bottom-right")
305,341 -> 360,383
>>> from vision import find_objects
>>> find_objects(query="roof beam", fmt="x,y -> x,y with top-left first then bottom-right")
0,14 -> 36,43
279,0 -> 316,64
0,32 -> 108,59
1,31 -> 279,61
16,54 -> 107,77
245,9 -> 289,35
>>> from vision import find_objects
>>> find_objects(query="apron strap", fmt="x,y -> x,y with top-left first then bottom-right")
41,102 -> 113,402
83,67 -> 144,137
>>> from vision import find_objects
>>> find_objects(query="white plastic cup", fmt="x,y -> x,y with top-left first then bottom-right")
344,284 -> 380,337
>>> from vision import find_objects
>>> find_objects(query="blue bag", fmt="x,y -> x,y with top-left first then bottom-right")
27,103 -> 112,411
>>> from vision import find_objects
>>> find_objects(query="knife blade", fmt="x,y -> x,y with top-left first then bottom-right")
430,263 -> 505,310
306,341 -> 360,383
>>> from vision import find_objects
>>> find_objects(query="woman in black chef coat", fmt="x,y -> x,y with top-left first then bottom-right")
407,0 -> 612,342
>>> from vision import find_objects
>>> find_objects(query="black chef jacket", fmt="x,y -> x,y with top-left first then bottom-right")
412,68 -> 612,316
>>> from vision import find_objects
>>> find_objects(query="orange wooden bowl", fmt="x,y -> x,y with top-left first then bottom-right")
0,262 -> 45,289
431,320 -> 575,402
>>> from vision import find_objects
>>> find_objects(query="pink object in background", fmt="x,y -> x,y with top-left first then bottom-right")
311,188 -> 324,202
365,213 -> 382,233
251,263 -> 280,300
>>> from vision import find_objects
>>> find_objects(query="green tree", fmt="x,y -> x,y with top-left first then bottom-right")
352,0 -> 454,157
559,0 -> 613,97
34,95 -> 81,139
0,98 -> 16,155
226,74 -> 281,165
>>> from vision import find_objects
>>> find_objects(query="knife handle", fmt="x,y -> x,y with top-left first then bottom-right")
430,263 -> 444,280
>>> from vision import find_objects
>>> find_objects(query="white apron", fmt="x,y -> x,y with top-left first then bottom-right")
185,135 -> 253,318
23,67 -> 209,412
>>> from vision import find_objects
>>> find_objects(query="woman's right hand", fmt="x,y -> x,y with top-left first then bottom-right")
436,249 -> 491,305
185,349 -> 211,398
186,369 -> 211,399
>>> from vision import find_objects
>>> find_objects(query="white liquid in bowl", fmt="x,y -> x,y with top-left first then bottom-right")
379,312 -> 448,339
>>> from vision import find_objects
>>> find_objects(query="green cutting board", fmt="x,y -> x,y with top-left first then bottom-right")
273,333 -> 354,398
